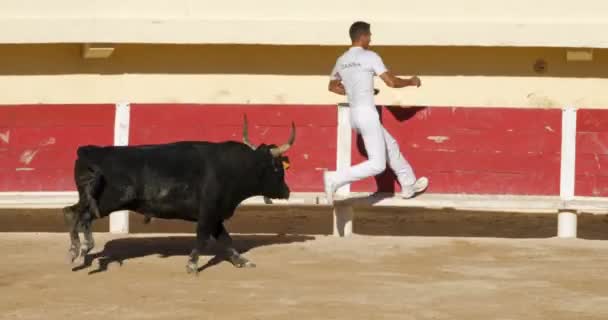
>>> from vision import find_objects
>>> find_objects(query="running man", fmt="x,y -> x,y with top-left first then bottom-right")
324,21 -> 429,203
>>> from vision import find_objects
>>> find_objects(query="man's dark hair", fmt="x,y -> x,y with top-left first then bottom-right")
349,21 -> 370,42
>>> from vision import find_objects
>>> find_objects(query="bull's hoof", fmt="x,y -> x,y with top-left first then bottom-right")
79,248 -> 92,260
231,256 -> 256,268
67,248 -> 80,264
186,262 -> 198,275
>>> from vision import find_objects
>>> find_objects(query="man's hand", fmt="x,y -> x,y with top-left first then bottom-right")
409,76 -> 421,88
328,80 -> 346,95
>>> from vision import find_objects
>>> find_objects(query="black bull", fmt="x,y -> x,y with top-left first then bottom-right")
63,116 -> 296,274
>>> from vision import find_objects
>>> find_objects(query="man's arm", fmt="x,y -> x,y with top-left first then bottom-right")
328,61 -> 346,95
369,52 -> 421,89
328,80 -> 346,95
379,72 -> 421,88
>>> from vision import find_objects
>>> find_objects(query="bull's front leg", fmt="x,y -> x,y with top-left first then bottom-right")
186,220 -> 214,275
215,223 -> 256,268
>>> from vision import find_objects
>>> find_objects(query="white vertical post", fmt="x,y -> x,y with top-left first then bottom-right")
336,103 -> 352,195
558,210 -> 577,238
110,102 -> 131,234
333,103 -> 354,237
558,106 -> 578,238
333,204 -> 354,237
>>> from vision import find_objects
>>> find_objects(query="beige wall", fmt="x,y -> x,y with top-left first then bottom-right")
0,44 -> 607,108
4,0 -> 607,19
1,0 -> 607,47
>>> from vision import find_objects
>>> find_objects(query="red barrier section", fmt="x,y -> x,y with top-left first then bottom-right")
351,107 -> 562,195
3,104 -> 600,197
0,105 -> 115,191
130,104 -> 337,192
576,109 -> 608,197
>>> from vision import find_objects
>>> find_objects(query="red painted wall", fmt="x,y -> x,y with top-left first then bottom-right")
0,104 -> 603,197
576,109 -> 608,197
0,105 -> 115,191
351,107 -> 562,195
129,104 -> 337,192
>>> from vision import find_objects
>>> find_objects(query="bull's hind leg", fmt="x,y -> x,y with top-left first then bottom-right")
66,159 -> 102,263
215,223 -> 255,268
79,217 -> 95,258
76,168 -> 104,258
63,204 -> 81,263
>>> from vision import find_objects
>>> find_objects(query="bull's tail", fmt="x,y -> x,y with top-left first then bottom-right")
74,149 -> 105,219
82,169 -> 103,219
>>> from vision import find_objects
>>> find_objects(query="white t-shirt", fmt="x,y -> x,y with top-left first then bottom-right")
330,47 -> 388,108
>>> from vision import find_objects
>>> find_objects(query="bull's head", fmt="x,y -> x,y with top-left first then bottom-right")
242,115 -> 295,199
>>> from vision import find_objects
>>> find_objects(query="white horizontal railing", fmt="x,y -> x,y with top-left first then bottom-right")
1,191 -> 607,212
0,191 -> 320,208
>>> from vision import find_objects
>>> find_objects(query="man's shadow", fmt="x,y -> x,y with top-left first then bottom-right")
72,234 -> 314,275
355,106 -> 427,193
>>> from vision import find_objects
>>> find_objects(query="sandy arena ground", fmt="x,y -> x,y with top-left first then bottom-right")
2,207 -> 608,319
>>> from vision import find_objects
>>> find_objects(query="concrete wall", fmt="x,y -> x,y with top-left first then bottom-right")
1,0 -> 607,47
0,44 -> 607,108
4,0 -> 606,19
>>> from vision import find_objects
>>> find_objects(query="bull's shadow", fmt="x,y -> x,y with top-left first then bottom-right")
73,234 -> 314,275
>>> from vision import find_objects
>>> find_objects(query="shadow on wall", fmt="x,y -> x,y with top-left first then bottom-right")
0,44 -> 606,78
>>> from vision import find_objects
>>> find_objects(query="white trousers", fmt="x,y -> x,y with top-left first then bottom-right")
333,106 -> 417,190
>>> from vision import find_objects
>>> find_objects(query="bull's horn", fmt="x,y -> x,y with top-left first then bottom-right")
270,122 -> 296,157
242,115 -> 256,150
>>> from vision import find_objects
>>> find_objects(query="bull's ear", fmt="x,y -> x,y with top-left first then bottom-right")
282,160 -> 290,170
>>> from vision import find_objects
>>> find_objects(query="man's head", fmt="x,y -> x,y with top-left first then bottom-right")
349,21 -> 371,49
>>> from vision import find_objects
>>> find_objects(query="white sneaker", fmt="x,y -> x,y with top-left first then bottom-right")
323,171 -> 337,205
400,177 -> 429,199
